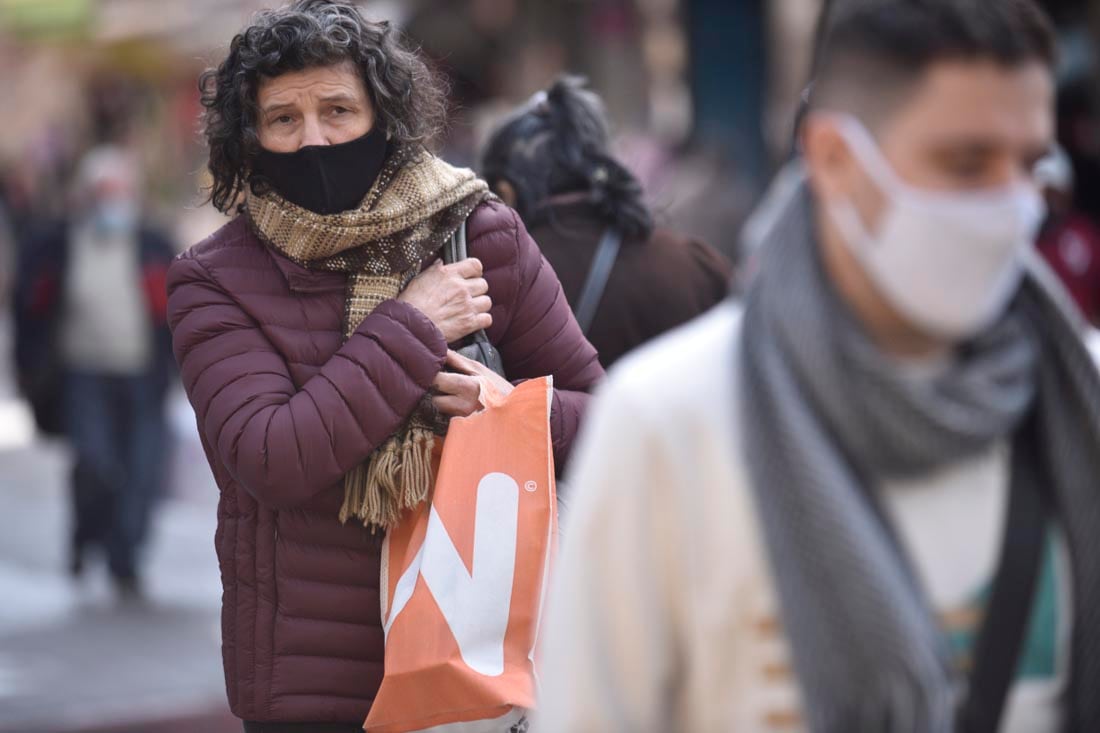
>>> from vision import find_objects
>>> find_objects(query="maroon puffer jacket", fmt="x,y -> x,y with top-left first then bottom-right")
167,200 -> 603,724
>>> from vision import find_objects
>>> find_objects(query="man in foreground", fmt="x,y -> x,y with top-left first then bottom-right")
535,1 -> 1100,731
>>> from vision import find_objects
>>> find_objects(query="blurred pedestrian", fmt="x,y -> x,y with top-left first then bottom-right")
168,1 -> 601,731
13,145 -> 176,597
535,2 -> 1100,732
1034,144 -> 1100,324
481,77 -> 731,369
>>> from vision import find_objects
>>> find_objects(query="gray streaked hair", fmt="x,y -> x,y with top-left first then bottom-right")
198,0 -> 448,213
480,76 -> 654,242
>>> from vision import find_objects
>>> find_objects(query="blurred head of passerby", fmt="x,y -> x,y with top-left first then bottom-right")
72,146 -> 141,240
480,77 -> 730,368
481,76 -> 652,242
174,2 -> 602,729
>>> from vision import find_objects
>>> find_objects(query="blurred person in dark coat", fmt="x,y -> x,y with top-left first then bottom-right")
1034,144 -> 1100,324
481,77 -> 732,369
13,145 -> 176,597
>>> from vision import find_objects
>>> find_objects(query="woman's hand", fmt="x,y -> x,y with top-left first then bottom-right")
398,258 -> 492,343
432,350 -> 514,418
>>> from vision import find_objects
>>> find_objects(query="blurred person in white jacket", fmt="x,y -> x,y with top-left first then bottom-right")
534,1 -> 1100,732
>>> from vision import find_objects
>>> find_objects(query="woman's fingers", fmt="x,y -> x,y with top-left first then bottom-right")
443,350 -> 515,399
445,349 -> 485,376
433,351 -> 514,415
432,370 -> 477,394
399,256 -> 492,344
448,257 -> 483,279
432,394 -> 480,417
432,368 -> 484,417
465,277 -> 489,297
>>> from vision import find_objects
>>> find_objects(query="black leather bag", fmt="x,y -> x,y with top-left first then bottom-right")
442,220 -> 506,377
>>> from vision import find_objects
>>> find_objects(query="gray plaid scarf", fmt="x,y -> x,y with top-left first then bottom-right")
739,170 -> 1100,732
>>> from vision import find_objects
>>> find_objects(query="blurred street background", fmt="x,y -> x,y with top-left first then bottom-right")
0,1 -> 1098,731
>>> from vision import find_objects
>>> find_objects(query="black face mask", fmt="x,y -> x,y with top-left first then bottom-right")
251,124 -> 388,215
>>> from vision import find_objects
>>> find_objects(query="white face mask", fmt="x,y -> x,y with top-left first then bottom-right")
826,115 -> 1045,339
91,199 -> 139,238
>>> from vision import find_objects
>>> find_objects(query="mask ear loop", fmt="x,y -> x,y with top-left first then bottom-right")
817,114 -> 897,254
827,196 -> 880,255
826,113 -> 905,197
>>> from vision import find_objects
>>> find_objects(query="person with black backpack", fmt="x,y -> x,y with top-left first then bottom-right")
535,2 -> 1100,731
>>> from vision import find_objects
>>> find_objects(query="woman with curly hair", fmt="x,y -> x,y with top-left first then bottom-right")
167,2 -> 602,730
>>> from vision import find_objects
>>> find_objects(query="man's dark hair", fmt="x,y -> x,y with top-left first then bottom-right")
480,76 -> 654,243
198,0 -> 448,213
810,0 -> 1056,124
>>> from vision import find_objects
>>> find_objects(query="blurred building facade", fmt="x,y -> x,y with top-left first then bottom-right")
2,0 -> 1097,260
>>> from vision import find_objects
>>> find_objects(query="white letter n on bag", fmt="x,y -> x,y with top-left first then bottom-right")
384,472 -> 519,677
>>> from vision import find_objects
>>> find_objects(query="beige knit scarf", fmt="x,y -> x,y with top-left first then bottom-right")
246,144 -> 489,529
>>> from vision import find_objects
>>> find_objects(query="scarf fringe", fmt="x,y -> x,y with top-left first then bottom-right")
339,428 -> 436,530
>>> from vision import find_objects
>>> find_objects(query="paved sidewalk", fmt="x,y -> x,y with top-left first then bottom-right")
0,389 -> 239,733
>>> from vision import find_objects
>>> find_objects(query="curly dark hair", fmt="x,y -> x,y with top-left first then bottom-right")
198,0 -> 448,213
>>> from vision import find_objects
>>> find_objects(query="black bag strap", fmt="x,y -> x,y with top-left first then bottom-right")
574,228 -> 622,335
444,221 -> 487,346
957,421 -> 1049,733
444,219 -> 466,266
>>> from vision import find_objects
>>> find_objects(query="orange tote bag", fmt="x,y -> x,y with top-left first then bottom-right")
364,376 -> 557,733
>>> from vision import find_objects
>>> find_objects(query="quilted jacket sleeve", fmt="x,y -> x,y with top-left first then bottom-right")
475,204 -> 605,469
167,252 -> 447,510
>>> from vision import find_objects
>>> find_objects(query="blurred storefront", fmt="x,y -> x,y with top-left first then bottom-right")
1,0 -> 1098,254
403,0 -> 767,256
0,0 -> 276,243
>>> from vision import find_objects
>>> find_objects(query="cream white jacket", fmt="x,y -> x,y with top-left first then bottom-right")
534,302 -> 1094,733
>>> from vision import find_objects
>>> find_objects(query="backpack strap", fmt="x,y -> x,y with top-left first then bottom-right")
574,228 -> 622,335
